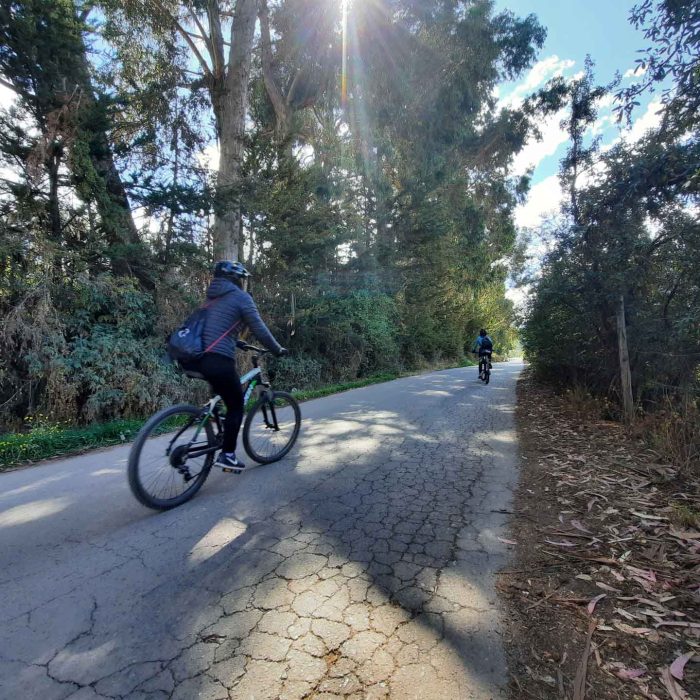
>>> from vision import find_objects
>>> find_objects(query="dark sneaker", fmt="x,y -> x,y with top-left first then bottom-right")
215,452 -> 246,474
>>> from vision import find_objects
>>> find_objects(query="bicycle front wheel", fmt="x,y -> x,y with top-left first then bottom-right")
243,391 -> 301,464
128,404 -> 215,510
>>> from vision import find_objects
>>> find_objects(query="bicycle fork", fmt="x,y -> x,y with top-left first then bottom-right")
260,392 -> 280,431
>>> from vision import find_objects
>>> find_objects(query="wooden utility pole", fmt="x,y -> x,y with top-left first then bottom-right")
617,295 -> 635,424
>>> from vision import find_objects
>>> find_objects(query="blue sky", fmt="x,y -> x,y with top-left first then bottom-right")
494,1 -> 663,229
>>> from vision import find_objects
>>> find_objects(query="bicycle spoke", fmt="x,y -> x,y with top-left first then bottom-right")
244,393 -> 299,463
129,406 -> 214,509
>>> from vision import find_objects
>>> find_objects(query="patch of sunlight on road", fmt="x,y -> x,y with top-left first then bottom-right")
413,389 -> 453,397
485,429 -> 517,445
370,422 -> 403,436
295,412 -> 409,473
90,469 -> 122,476
188,518 -> 247,565
300,418 -> 366,446
52,641 -> 115,680
412,433 -> 439,444
0,496 -> 71,528
491,404 -> 516,415
298,432 -> 382,463
0,475 -> 68,501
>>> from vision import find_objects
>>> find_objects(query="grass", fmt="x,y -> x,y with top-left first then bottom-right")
290,371 -> 400,402
0,419 -> 145,470
670,502 -> 700,529
0,360 -> 477,470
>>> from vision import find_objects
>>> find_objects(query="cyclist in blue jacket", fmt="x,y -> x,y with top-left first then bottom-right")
472,329 -> 494,374
189,261 -> 287,472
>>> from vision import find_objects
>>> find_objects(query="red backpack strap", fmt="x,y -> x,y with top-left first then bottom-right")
202,290 -> 240,353
204,321 -> 242,353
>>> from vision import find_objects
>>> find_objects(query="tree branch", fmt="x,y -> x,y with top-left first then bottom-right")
187,5 -> 211,49
286,67 -> 303,107
150,0 -> 213,81
78,1 -> 95,23
258,0 -> 289,135
206,0 -> 226,79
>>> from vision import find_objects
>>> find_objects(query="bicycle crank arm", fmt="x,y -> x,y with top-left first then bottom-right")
187,444 -> 220,459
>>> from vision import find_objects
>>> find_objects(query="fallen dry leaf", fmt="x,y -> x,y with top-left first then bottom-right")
572,620 -> 597,700
631,511 -> 669,521
596,581 -> 621,592
669,651 -> 694,681
544,538 -> 577,547
588,593 -> 606,615
660,666 -> 691,700
614,667 -> 647,680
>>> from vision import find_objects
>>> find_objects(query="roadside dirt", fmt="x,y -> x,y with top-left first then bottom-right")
500,370 -> 699,699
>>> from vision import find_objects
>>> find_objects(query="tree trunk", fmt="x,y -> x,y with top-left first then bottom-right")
617,295 -> 635,425
73,33 -> 141,253
47,147 -> 62,240
211,0 -> 257,261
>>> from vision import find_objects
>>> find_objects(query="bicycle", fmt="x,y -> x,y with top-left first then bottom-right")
474,351 -> 492,384
127,343 -> 301,510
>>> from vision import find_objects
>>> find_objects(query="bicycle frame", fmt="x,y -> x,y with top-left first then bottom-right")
173,361 -> 273,461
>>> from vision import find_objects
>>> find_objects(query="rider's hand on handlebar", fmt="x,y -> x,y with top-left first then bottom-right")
277,347 -> 289,357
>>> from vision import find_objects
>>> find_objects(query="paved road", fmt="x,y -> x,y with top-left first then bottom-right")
0,361 -> 523,700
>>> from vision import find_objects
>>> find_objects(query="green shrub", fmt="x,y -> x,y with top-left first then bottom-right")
291,291 -> 402,383
272,355 -> 324,391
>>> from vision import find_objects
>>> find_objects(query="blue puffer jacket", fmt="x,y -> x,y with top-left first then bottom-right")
202,278 -> 282,359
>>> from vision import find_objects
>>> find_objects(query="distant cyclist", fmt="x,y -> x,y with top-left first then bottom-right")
472,329 -> 493,374
185,261 -> 287,473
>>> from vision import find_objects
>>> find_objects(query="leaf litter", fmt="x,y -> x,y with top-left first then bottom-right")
500,372 -> 699,699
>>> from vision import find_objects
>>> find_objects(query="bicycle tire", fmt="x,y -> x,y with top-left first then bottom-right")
484,369 -> 490,384
128,404 -> 215,510
243,390 -> 301,464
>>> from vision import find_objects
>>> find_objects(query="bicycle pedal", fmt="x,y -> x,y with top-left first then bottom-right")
221,466 -> 242,474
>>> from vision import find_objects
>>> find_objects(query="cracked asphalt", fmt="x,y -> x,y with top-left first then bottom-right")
0,361 -> 523,700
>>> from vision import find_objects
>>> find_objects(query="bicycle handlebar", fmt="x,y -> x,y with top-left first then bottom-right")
236,341 -> 269,354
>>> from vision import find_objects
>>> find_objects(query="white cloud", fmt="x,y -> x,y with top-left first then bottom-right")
621,98 -> 663,143
514,174 -> 563,229
0,83 -> 16,108
623,66 -> 647,80
505,283 -> 531,311
0,86 -> 20,186
500,55 -> 575,109
511,107 -> 569,176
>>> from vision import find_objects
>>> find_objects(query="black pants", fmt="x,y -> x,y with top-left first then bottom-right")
479,351 -> 492,371
196,354 -> 244,453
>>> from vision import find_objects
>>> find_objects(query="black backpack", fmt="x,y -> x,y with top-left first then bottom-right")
480,336 -> 493,351
167,293 -> 237,364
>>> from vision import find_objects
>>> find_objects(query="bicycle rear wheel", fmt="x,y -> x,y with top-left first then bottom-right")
128,404 -> 215,510
243,391 -> 301,464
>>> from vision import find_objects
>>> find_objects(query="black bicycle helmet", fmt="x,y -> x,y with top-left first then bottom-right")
479,328 -> 487,337
213,260 -> 250,281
